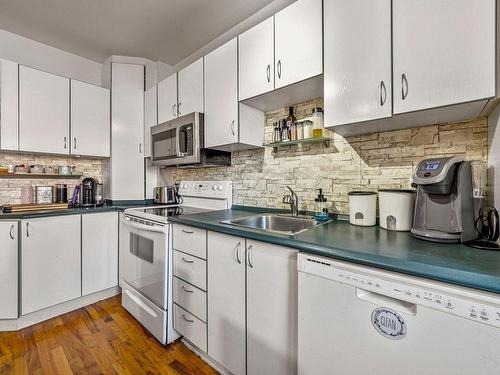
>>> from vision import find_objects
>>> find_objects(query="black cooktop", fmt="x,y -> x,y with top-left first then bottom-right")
140,205 -> 211,218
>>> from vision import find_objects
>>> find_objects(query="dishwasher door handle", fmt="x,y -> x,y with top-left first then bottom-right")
356,288 -> 417,316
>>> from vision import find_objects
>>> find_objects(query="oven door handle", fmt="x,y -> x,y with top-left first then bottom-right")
121,216 -> 166,233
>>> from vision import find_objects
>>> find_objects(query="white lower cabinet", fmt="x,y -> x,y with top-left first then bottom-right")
21,215 -> 81,315
0,221 -> 18,319
82,212 -> 119,296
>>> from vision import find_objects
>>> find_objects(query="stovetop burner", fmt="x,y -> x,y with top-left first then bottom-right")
140,205 -> 211,218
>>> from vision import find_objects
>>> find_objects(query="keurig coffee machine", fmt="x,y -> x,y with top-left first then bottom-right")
411,156 -> 479,243
81,177 -> 98,207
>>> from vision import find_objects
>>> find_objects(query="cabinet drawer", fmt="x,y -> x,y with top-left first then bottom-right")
173,224 -> 207,259
173,277 -> 207,322
174,304 -> 207,353
173,251 -> 207,291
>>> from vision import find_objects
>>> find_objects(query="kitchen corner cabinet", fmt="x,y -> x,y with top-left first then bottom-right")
70,80 -> 110,157
82,212 -> 119,296
178,58 -> 204,116
0,221 -> 18,319
204,38 -> 264,150
21,215 -> 81,315
158,73 -> 177,123
19,65 -> 70,154
238,17 -> 274,100
324,0 -> 392,127
274,0 -> 323,89
0,59 -> 19,151
393,0 -> 496,114
144,84 -> 157,158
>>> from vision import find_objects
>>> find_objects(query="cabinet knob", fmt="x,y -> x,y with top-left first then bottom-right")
277,60 -> 282,79
74,137 -> 77,150
178,102 -> 182,116
247,244 -> 254,268
234,241 -> 242,264
266,64 -> 271,83
9,225 -> 15,240
380,81 -> 387,106
182,314 -> 194,323
401,74 -> 409,100
64,137 -> 67,149
231,120 -> 236,136
181,257 -> 194,264
26,222 -> 30,238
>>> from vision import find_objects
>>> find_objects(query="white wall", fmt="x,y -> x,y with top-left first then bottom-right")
0,29 -> 102,85
488,103 -> 500,207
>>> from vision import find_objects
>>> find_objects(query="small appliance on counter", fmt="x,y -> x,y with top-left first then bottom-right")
378,189 -> 416,231
154,185 -> 180,204
348,191 -> 377,226
411,156 -> 479,243
80,177 -> 104,207
313,189 -> 329,222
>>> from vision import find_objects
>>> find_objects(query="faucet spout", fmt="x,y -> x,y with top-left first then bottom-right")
283,186 -> 299,216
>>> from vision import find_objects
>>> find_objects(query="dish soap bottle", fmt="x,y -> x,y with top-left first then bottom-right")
314,189 -> 329,222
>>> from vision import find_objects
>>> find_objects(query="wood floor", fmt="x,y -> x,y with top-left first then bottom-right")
0,296 -> 217,375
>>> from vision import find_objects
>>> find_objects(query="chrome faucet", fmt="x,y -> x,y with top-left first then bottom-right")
282,186 -> 299,216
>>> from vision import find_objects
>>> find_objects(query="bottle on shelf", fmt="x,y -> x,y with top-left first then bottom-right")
312,107 -> 324,138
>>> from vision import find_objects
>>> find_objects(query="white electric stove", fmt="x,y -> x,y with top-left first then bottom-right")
120,181 -> 232,344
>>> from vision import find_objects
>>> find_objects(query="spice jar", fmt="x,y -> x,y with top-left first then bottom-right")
303,120 -> 313,139
297,122 -> 304,140
312,107 -> 324,137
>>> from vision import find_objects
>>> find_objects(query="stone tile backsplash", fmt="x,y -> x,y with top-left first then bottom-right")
165,98 -> 489,214
0,153 -> 102,206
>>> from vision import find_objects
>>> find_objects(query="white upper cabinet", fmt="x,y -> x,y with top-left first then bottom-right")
238,17 -> 274,100
0,59 -> 19,151
178,58 -> 204,116
110,63 -> 145,200
19,66 -> 70,154
324,0 -> 392,127
393,0 -> 496,114
158,73 -> 177,123
274,0 -> 323,89
204,38 -> 239,148
70,80 -> 110,157
0,221 -> 18,319
144,85 -> 157,158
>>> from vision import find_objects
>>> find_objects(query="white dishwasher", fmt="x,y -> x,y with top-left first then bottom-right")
298,253 -> 500,375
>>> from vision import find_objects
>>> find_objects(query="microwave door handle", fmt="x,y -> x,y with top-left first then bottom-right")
177,126 -> 187,158
121,216 -> 165,233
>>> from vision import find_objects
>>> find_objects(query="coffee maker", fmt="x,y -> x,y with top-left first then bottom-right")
80,177 -> 98,207
411,156 -> 479,243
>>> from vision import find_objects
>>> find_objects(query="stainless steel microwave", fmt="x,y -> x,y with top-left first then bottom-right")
151,112 -> 204,166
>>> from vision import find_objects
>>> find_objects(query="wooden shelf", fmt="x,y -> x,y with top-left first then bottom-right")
0,173 -> 82,179
264,136 -> 332,153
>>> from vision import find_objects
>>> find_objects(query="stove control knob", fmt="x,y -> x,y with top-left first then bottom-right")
212,185 -> 217,191
218,185 -> 224,191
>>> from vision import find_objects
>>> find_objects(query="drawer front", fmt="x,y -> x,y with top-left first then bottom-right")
173,224 -> 206,259
173,277 -> 207,322
174,304 -> 207,353
173,250 -> 207,291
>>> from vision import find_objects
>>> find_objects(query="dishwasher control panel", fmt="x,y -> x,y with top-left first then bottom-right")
299,254 -> 500,329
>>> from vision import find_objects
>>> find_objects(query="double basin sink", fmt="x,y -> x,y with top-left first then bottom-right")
222,213 -> 328,235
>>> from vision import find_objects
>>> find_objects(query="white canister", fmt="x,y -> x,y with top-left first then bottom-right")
348,191 -> 377,226
378,189 -> 416,231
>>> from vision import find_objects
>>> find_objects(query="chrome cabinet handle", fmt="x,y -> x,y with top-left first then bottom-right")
178,102 -> 182,116
234,241 -> 242,264
64,137 -> 67,149
380,81 -> 387,106
139,143 -> 142,154
231,120 -> 236,136
172,104 -> 176,116
73,137 -> 77,150
181,285 -> 194,293
181,229 -> 194,234
277,60 -> 281,79
9,225 -> 15,240
181,257 -> 194,264
247,244 -> 254,268
182,314 -> 194,323
401,73 -> 408,100
266,64 -> 271,83
26,222 -> 30,238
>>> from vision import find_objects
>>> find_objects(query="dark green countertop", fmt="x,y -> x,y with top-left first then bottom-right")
169,208 -> 500,295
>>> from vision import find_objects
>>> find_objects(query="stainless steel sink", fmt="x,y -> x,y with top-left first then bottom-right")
222,214 -> 326,235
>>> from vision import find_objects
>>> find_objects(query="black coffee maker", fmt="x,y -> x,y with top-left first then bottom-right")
81,177 -> 98,207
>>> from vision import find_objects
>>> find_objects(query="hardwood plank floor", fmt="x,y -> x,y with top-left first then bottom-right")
0,296 -> 218,375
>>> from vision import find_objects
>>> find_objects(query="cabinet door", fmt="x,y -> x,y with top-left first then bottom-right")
247,240 -> 298,375
208,231 -> 246,375
204,38 -> 239,148
144,85 -> 157,158
178,58 -> 204,116
19,66 -> 70,154
71,80 -> 110,157
158,73 -> 177,123
393,0 -> 496,114
238,17 -> 274,100
0,221 -> 18,319
324,0 -> 392,127
82,212 -> 118,296
0,59 -> 19,151
21,216 -> 81,315
275,0 -> 323,89
111,63 -> 144,200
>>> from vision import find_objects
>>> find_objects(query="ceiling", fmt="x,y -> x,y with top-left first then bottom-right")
0,0 -> 275,65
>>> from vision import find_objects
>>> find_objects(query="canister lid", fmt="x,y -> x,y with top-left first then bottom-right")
348,191 -> 377,196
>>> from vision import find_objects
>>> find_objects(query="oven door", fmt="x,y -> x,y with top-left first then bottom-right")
121,215 -> 168,309
151,112 -> 202,166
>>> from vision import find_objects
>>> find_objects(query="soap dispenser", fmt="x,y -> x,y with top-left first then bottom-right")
314,189 -> 329,222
